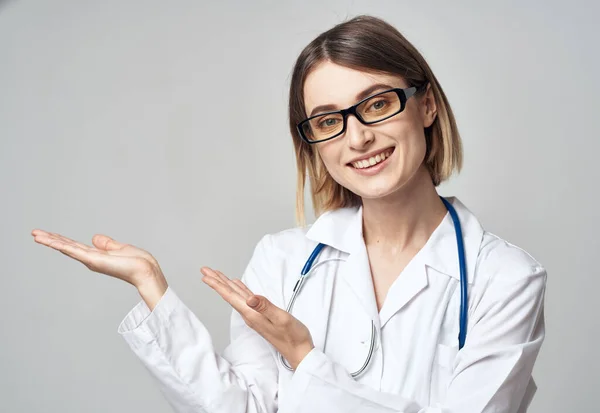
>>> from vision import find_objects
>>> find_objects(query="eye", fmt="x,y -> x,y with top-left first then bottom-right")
369,99 -> 387,111
318,117 -> 340,128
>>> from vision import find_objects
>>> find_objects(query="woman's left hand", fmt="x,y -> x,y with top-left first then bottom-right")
200,267 -> 315,370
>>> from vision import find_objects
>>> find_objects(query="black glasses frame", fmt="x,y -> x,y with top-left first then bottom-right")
297,84 -> 427,144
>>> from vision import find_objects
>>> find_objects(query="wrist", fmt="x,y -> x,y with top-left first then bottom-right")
289,342 -> 315,370
136,272 -> 168,311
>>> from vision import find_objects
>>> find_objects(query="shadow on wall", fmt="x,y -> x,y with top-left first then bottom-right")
0,0 -> 16,12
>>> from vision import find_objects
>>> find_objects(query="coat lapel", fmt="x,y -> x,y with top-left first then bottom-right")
378,255 -> 429,329
305,206 -> 380,328
378,196 -> 485,328
341,238 -> 381,329
303,196 -> 485,331
423,196 -> 485,285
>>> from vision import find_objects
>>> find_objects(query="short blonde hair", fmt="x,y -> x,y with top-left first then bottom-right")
288,15 -> 463,226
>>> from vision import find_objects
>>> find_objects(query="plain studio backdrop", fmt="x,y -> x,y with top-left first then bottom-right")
1,0 -> 598,412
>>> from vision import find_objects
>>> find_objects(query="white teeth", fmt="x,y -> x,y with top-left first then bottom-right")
351,149 -> 393,169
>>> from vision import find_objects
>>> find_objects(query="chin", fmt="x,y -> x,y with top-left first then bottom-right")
350,180 -> 404,200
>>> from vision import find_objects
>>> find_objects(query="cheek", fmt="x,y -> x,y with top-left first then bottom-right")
316,142 -> 342,171
315,146 -> 354,189
391,140 -> 427,179
392,121 -> 428,163
400,132 -> 427,161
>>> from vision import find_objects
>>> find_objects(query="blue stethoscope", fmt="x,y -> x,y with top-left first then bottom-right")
279,196 -> 468,378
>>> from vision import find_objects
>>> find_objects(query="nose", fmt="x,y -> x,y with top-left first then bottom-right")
345,114 -> 374,150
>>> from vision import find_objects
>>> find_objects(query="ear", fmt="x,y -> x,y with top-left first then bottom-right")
420,83 -> 438,128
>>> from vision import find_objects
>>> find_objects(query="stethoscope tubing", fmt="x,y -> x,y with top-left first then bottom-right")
279,196 -> 467,377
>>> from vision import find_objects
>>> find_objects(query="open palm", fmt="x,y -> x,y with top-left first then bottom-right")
31,229 -> 164,288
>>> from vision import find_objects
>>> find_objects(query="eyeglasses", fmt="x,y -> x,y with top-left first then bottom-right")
297,84 -> 426,144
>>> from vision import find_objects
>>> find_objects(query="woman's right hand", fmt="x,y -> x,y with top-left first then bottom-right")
31,229 -> 169,309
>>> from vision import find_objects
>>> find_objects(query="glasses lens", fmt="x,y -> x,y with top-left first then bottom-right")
301,112 -> 344,142
357,91 -> 401,122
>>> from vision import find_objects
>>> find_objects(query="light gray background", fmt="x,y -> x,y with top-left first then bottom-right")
1,0 -> 598,412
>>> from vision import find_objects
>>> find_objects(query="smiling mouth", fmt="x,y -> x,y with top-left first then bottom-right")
349,148 -> 395,169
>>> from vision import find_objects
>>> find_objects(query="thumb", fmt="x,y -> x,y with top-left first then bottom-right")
92,234 -> 124,251
247,295 -> 280,321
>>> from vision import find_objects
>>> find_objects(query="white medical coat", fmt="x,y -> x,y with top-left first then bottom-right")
117,196 -> 546,413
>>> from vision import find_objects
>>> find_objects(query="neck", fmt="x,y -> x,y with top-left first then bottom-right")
361,165 -> 447,252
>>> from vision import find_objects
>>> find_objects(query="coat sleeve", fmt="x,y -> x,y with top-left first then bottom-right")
281,260 -> 547,413
117,234 -> 280,413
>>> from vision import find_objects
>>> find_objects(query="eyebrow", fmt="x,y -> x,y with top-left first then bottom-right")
308,83 -> 395,117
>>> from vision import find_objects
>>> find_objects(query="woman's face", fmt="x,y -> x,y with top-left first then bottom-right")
302,61 -> 437,200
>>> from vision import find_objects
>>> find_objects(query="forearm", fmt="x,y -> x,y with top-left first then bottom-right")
118,287 -> 278,413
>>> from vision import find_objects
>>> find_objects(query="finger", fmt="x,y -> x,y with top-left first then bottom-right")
41,240 -> 101,268
201,268 -> 243,299
201,268 -> 241,298
201,272 -> 249,313
200,267 -> 227,286
213,269 -> 233,285
46,231 -> 89,246
32,230 -> 84,248
33,231 -> 94,252
214,270 -> 251,300
231,279 -> 254,298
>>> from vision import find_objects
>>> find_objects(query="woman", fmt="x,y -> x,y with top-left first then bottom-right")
31,15 -> 546,413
